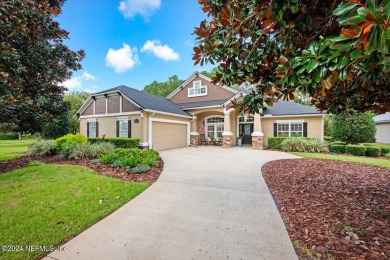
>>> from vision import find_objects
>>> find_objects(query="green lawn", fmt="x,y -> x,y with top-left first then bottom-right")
0,161 -> 149,260
0,139 -> 36,161
291,152 -> 390,168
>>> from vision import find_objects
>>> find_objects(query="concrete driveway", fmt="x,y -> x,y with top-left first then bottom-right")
46,147 -> 299,260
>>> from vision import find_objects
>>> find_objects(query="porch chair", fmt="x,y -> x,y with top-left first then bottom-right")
200,134 -> 208,146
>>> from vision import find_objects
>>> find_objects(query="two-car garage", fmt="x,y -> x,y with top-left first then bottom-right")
149,119 -> 190,151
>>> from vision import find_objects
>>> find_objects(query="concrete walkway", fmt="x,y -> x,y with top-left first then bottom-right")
46,147 -> 299,260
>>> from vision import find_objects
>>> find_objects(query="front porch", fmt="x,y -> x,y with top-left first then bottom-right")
188,107 -> 264,150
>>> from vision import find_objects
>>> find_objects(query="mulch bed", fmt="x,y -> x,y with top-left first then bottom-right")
262,158 -> 390,259
0,155 -> 163,183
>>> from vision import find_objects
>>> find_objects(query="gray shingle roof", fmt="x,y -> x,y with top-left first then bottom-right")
177,99 -> 228,109
94,86 -> 192,117
374,112 -> 390,123
235,87 -> 251,94
263,101 -> 321,116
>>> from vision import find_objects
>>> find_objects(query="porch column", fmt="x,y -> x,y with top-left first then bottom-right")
251,112 -> 264,150
190,116 -> 199,146
140,112 -> 149,149
222,110 -> 233,148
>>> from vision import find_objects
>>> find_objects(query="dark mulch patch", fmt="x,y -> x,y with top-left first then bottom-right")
262,158 -> 390,259
0,155 -> 163,183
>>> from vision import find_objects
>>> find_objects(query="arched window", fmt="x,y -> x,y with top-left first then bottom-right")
205,116 -> 224,141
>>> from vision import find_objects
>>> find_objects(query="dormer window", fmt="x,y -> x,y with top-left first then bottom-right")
188,80 -> 207,97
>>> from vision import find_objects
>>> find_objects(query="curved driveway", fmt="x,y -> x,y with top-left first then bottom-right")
47,147 -> 299,260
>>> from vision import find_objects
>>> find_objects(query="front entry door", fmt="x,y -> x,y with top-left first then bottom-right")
239,124 -> 254,144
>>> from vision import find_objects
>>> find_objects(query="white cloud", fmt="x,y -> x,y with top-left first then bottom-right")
119,0 -> 161,19
60,71 -> 96,92
105,43 -> 139,73
141,40 -> 180,62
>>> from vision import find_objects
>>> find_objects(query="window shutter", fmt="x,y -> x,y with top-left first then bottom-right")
87,122 -> 90,137
96,122 -> 99,137
273,123 -> 277,137
116,121 -> 119,137
128,120 -> 131,138
303,122 -> 308,137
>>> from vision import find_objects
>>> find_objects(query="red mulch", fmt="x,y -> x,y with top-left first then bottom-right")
0,155 -> 163,183
262,158 -> 390,259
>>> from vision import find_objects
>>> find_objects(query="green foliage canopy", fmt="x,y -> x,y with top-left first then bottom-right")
0,0 -> 85,133
331,109 -> 376,144
143,75 -> 184,97
193,0 -> 389,114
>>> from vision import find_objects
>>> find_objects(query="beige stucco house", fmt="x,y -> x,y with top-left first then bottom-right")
374,113 -> 390,144
76,72 -> 324,151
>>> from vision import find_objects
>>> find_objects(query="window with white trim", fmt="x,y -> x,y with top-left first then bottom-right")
205,116 -> 224,141
277,122 -> 303,137
188,80 -> 207,97
88,122 -> 97,138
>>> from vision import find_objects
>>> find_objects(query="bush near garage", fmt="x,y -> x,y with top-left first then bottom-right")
54,133 -> 88,152
100,148 -> 160,169
88,137 -> 139,149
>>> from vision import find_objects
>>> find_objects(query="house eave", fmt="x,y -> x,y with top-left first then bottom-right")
143,109 -> 193,119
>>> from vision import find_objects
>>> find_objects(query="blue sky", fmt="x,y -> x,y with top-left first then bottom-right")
57,0 -> 214,93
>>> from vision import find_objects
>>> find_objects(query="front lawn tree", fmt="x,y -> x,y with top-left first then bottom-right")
193,0 -> 389,114
331,109 -> 376,144
0,0 -> 85,134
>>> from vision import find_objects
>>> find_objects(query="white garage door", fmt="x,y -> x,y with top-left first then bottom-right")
152,122 -> 188,151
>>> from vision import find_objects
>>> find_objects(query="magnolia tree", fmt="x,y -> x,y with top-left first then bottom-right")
193,0 -> 389,114
0,0 -> 85,133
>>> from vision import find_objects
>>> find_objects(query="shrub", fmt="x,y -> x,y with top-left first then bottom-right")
67,143 -> 93,159
28,140 -> 56,156
268,137 -> 316,149
89,142 -> 115,158
331,109 -> 376,144
55,134 -> 88,151
329,144 -> 346,154
346,145 -> 366,156
118,157 -> 139,168
324,136 -> 333,142
0,133 -> 18,140
88,137 -> 140,149
132,165 -> 151,174
100,148 -> 160,168
330,141 -> 347,145
379,146 -> 390,156
281,138 -> 328,153
365,146 -> 381,157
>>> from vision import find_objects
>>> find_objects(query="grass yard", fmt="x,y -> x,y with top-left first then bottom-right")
0,139 -> 36,161
291,152 -> 390,168
0,161 -> 149,260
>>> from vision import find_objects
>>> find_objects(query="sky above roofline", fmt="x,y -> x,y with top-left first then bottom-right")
57,0 -> 214,93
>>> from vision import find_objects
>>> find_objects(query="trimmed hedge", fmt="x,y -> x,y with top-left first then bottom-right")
324,136 -> 333,142
365,146 -> 381,157
329,144 -> 346,154
0,133 -> 18,140
330,141 -> 347,146
268,137 -> 316,149
55,134 -> 88,151
346,145 -> 366,156
379,146 -> 390,156
88,137 -> 140,149
281,138 -> 328,153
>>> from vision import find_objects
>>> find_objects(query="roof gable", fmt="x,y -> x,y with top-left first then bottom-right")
168,72 -> 236,104
93,86 -> 192,117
